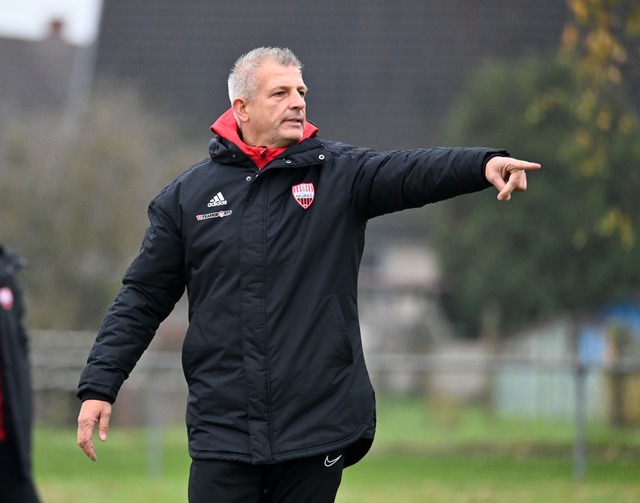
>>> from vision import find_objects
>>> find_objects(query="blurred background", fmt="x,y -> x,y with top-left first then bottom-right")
1,0 -> 640,501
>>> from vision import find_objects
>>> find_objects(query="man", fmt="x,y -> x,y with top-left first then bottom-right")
77,47 -> 540,502
0,246 -> 41,503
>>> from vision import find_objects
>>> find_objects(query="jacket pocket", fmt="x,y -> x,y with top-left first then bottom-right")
181,315 -> 201,382
329,294 -> 354,364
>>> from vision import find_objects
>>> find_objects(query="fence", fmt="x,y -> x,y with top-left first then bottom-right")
29,324 -> 640,480
30,326 -> 640,426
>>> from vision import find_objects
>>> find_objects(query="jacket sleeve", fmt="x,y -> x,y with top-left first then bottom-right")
77,191 -> 185,403
349,146 -> 508,219
0,250 -> 35,477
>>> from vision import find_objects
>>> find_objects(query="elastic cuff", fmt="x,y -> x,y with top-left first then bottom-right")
78,391 -> 115,404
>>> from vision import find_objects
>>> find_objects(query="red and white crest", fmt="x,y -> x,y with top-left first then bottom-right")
292,183 -> 315,209
0,287 -> 14,310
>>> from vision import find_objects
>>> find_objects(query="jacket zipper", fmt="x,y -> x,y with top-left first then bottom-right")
260,174 -> 276,462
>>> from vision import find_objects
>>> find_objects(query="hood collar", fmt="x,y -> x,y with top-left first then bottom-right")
210,108 -> 318,169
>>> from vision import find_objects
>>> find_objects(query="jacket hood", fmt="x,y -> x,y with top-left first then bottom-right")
210,108 -> 318,169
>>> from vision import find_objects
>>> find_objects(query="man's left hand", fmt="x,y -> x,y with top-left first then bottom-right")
485,156 -> 541,201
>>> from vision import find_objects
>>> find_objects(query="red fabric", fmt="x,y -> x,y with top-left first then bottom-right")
210,108 -> 318,169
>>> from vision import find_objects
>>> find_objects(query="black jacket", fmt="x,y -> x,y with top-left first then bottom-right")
78,135 -> 504,466
0,246 -> 34,478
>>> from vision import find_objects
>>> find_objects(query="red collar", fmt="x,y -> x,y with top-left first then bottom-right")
211,108 -> 318,169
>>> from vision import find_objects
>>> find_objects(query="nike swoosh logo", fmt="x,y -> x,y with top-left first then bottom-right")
324,454 -> 342,467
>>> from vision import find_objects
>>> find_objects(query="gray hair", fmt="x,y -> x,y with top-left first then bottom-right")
228,47 -> 303,104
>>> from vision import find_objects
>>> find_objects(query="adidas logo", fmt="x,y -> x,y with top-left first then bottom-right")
207,192 -> 228,207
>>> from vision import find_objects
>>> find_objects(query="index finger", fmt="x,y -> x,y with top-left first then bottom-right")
77,420 -> 98,461
507,159 -> 541,172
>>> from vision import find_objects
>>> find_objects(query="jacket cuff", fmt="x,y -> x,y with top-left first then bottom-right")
78,391 -> 115,404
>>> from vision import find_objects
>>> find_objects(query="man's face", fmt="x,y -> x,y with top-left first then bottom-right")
236,61 -> 308,148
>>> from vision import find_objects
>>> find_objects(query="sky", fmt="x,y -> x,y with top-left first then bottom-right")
0,0 -> 102,45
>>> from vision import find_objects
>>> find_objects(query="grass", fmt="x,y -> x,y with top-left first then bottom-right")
34,426 -> 190,503
340,454 -> 640,503
33,396 -> 640,502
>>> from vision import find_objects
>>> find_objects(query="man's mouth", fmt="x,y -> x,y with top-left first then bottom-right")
284,117 -> 304,126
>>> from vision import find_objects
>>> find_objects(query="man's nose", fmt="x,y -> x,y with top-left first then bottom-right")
290,93 -> 305,109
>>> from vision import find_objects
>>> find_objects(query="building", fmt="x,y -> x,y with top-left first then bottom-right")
92,0 -> 570,148
0,19 -> 89,134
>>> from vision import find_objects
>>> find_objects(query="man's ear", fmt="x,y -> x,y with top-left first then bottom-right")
232,98 -> 249,124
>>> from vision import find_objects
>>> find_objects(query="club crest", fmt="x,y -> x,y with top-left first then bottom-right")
292,183 -> 315,209
0,287 -> 14,310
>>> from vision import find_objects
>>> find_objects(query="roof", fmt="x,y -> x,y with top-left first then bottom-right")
94,0 -> 570,148
0,22 -> 81,125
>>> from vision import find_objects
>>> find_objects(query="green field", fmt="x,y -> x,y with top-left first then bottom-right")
33,397 -> 640,502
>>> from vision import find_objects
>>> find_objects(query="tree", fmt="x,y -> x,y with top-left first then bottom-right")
559,0 -> 640,248
0,84 -> 201,329
434,48 -> 640,336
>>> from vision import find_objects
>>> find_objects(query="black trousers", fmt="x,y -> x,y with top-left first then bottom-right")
0,439 -> 41,503
188,450 -> 344,503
